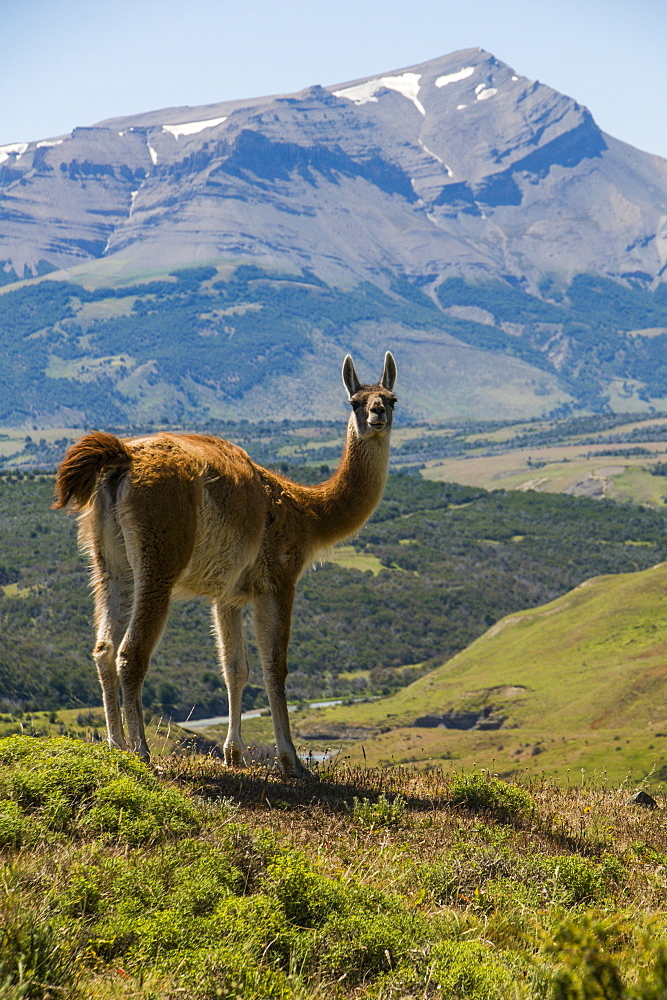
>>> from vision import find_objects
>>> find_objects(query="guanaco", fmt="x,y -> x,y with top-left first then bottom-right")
54,352 -> 397,778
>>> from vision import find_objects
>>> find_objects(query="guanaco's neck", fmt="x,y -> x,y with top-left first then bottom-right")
301,415 -> 391,548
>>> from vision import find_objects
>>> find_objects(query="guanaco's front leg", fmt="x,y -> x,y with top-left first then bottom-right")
253,587 -> 313,780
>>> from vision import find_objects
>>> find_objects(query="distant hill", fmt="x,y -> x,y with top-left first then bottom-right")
2,48 -> 667,423
297,561 -> 667,782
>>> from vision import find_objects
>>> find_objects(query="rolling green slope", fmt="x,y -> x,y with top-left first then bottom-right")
292,561 -> 667,782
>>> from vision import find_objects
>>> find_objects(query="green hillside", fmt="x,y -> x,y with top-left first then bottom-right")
289,561 -> 667,785
3,265 -> 667,426
3,737 -> 667,999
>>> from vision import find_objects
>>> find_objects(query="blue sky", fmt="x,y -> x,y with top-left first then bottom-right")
4,0 -> 666,158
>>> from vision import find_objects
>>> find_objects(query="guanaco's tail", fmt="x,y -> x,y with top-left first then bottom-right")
54,431 -> 132,510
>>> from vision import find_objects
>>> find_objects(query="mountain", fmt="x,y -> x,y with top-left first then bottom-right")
3,48 -> 667,290
292,560 -> 667,781
1,49 -> 667,425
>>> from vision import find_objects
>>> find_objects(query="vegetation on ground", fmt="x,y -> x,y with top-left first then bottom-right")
1,736 -> 667,999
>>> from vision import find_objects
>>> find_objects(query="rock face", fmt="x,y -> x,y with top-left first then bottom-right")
414,708 -> 506,731
2,48 -> 667,291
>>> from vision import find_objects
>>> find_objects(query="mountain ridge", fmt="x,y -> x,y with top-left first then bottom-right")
2,47 -> 666,291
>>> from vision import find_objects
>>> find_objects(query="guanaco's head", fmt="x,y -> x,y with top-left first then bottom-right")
342,352 -> 397,439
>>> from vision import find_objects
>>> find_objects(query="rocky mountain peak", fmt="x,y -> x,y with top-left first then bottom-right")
0,48 -> 666,292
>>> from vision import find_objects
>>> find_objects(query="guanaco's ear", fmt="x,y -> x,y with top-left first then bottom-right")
342,354 -> 362,398
380,351 -> 397,392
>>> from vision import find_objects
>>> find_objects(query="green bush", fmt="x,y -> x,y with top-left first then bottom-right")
81,775 -> 199,843
449,770 -> 534,820
266,854 -> 349,928
0,736 -> 199,842
540,855 -> 612,906
319,910 -> 426,983
0,800 -> 26,848
351,791 -> 407,828
175,945 -> 296,1000
546,917 -> 630,1000
432,939 -> 518,998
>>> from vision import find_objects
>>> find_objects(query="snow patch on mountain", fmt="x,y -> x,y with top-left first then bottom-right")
162,116 -> 227,139
475,84 -> 497,101
435,66 -> 475,88
334,73 -> 425,115
0,143 -> 28,164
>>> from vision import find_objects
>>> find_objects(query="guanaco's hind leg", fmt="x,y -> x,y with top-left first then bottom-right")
114,477 -> 198,761
116,582 -> 174,760
253,587 -> 313,780
212,603 -> 249,765
85,494 -> 134,752
91,558 -> 133,751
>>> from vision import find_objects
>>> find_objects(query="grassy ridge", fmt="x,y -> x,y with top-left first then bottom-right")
2,736 -> 667,999
288,562 -> 667,784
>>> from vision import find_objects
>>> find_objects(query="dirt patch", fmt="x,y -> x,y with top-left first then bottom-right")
565,475 -> 606,499
486,684 -> 529,699
565,466 -> 625,500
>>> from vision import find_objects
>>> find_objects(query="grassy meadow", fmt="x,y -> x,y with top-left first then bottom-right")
2,735 -> 667,999
417,414 -> 667,507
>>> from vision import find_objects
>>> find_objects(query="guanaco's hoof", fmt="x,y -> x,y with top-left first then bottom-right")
278,755 -> 319,782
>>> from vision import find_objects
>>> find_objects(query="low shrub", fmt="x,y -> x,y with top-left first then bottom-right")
319,909 -> 428,983
543,917 -> 667,1000
432,939 -> 519,999
81,775 -> 199,843
266,853 -> 350,928
0,800 -> 27,848
539,855 -> 615,906
449,770 -> 534,820
0,736 -> 199,843
350,792 -> 407,827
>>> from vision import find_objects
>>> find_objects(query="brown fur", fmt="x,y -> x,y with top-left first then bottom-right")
54,353 -> 397,778
53,431 -> 131,509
